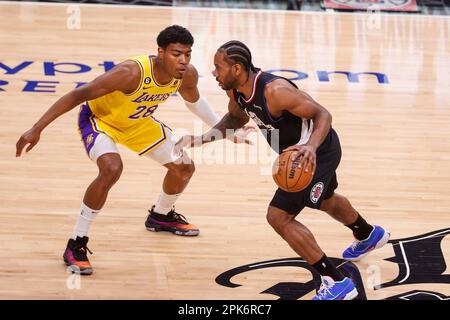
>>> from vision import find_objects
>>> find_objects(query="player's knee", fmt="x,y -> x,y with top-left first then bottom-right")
171,162 -> 195,180
266,212 -> 280,231
266,208 -> 292,234
99,159 -> 123,183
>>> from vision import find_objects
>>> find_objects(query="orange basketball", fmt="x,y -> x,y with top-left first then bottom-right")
272,150 -> 314,192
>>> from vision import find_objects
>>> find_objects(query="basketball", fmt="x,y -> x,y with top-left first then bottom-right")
272,150 -> 313,192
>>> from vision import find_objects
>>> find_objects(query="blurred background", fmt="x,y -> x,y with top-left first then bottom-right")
10,0 -> 450,15
6,0 -> 450,15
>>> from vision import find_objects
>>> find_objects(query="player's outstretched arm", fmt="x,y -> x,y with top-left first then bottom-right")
201,95 -> 252,143
15,61 -> 139,157
174,91 -> 253,154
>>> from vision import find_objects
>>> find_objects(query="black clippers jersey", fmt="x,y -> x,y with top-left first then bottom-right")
233,69 -> 313,154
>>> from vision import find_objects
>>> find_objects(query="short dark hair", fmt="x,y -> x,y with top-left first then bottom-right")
157,25 -> 194,49
219,40 -> 256,72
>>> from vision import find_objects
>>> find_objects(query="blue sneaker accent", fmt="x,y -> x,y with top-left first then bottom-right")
312,276 -> 358,300
342,225 -> 390,261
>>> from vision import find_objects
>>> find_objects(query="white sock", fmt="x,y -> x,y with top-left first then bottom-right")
153,191 -> 180,214
71,203 -> 99,240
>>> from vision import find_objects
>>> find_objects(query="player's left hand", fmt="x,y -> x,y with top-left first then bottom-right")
283,144 -> 317,175
174,135 -> 202,155
228,125 -> 256,145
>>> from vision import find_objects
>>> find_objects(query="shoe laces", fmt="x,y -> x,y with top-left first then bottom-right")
351,240 -> 361,251
74,243 -> 93,255
317,282 -> 333,298
169,210 -> 189,225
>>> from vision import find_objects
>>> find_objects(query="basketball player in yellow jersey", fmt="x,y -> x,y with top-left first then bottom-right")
15,25 -> 253,275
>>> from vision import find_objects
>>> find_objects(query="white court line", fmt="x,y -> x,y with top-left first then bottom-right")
399,229 -> 450,244
400,291 -> 450,300
250,259 -> 306,268
383,229 -> 449,284
398,242 -> 410,284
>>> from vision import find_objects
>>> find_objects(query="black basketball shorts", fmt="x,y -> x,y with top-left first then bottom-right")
269,128 -> 342,215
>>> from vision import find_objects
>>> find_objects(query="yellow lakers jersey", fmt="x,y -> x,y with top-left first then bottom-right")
87,55 -> 182,131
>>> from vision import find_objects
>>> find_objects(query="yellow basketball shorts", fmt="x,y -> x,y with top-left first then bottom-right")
78,103 -> 179,164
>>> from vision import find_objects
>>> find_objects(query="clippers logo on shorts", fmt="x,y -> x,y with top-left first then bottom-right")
310,182 -> 324,204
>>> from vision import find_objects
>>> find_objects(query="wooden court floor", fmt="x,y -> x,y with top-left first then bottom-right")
0,2 -> 449,300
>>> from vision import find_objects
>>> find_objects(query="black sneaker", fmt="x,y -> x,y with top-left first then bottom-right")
63,236 -> 93,275
145,206 -> 200,236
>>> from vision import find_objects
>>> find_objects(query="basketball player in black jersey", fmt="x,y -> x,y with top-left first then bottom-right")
176,41 -> 390,300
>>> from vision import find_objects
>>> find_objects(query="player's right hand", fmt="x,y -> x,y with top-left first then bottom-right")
282,144 -> 317,175
16,128 -> 41,157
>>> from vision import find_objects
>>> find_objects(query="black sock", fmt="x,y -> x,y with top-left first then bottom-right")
150,207 -> 171,220
312,255 -> 345,282
151,211 -> 169,220
346,213 -> 374,241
